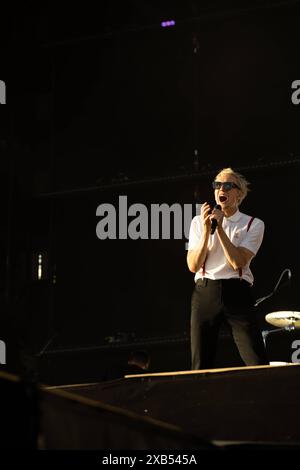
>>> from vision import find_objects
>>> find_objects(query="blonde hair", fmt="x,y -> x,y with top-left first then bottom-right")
214,167 -> 250,206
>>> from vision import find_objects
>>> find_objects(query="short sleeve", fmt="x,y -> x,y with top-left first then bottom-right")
239,218 -> 265,256
188,216 -> 202,250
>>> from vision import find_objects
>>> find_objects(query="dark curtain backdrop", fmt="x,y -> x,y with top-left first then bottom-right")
4,3 -> 300,361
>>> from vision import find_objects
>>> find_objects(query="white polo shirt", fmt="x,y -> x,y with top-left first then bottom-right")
188,209 -> 264,285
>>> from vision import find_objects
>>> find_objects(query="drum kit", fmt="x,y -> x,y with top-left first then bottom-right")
256,269 -> 300,364
264,311 -> 300,366
265,311 -> 300,330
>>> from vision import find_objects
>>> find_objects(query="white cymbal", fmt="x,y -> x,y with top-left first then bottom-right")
265,311 -> 300,328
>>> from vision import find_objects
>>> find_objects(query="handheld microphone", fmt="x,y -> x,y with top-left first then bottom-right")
210,204 -> 221,235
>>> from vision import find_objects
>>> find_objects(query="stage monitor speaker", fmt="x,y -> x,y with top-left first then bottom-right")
0,372 -> 38,449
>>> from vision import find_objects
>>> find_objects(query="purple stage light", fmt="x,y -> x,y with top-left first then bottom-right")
161,20 -> 175,28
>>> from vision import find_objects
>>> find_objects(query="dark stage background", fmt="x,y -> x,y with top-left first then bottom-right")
1,1 -> 300,382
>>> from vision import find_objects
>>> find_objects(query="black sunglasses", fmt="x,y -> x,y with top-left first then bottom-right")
212,181 -> 240,191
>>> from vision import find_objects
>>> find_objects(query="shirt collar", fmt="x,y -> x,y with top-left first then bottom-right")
225,209 -> 242,222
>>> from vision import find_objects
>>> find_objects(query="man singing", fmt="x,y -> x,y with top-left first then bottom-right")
187,168 -> 268,370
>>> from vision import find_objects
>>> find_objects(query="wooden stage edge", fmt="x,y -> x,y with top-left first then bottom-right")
125,362 -> 300,378
43,362 -> 300,389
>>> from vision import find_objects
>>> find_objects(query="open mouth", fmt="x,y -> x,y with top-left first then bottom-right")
219,195 -> 228,203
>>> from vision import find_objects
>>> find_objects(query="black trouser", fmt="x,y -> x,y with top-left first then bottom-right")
191,278 -> 268,370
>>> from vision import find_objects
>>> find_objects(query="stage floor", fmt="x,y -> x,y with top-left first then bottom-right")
43,364 -> 300,447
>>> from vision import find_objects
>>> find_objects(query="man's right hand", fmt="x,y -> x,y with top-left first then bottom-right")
201,202 -> 212,232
